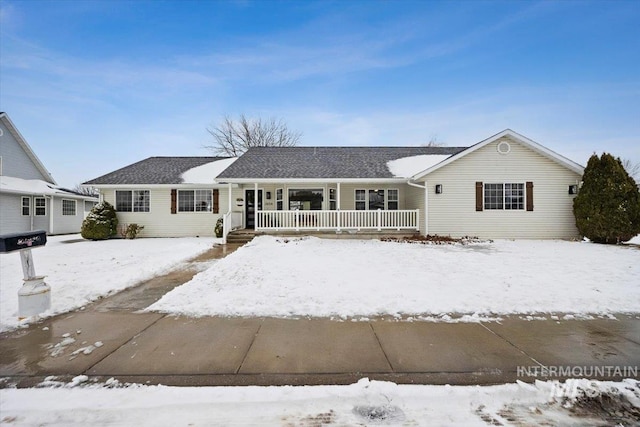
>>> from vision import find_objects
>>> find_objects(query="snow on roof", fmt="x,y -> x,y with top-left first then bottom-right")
181,157 -> 238,184
0,176 -> 87,198
386,155 -> 452,178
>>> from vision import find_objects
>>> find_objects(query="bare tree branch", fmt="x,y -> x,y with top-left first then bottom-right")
72,184 -> 99,196
205,114 -> 302,156
422,133 -> 445,147
622,158 -> 640,183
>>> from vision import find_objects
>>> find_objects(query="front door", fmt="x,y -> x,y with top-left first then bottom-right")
245,189 -> 263,229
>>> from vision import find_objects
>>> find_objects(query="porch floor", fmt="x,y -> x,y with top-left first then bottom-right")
233,229 -> 418,240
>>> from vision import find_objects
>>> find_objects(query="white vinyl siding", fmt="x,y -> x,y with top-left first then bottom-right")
423,137 -> 582,239
102,187 -> 233,237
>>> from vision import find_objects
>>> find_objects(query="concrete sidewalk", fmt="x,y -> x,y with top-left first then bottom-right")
1,311 -> 639,387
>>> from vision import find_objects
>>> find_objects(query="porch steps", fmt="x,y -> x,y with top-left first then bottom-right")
226,229 -> 257,244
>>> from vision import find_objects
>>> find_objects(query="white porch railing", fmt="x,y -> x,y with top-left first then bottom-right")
222,211 -> 243,243
256,209 -> 419,232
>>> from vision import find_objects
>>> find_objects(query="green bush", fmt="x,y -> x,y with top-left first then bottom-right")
573,153 -> 640,244
81,202 -> 119,240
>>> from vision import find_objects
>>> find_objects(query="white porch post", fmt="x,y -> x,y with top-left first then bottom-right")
424,181 -> 429,236
227,183 -> 232,214
336,182 -> 341,232
254,183 -> 259,229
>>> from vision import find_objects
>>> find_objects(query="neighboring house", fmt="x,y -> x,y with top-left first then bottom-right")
0,112 -> 97,235
83,156 -> 238,237
85,129 -> 584,240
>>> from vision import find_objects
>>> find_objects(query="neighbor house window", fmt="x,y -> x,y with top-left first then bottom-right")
484,183 -> 524,210
22,197 -> 30,216
178,190 -> 212,212
116,190 -> 150,212
387,189 -> 399,210
62,199 -> 77,216
276,188 -> 283,210
35,197 -> 46,216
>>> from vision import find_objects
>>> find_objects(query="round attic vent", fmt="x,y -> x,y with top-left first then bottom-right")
496,141 -> 511,155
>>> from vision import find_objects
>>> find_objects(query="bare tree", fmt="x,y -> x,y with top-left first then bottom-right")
205,114 -> 302,157
72,184 -> 99,196
422,133 -> 445,147
622,158 -> 640,184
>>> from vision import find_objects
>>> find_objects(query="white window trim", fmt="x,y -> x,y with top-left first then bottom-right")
62,199 -> 77,216
286,187 -> 324,211
21,196 -> 30,216
387,188 -> 399,210
275,188 -> 283,211
177,189 -> 213,213
484,183 -> 525,211
34,197 -> 46,216
114,190 -> 150,213
354,188 -> 398,210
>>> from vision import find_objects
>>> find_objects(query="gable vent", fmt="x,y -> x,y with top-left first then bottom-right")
497,141 -> 511,155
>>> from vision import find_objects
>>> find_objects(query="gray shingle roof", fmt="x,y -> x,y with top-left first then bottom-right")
84,157 -> 229,185
217,146 -> 468,179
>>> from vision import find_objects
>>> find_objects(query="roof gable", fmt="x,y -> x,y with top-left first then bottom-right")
84,156 -> 231,185
0,112 -> 57,185
411,129 -> 585,180
217,146 -> 467,181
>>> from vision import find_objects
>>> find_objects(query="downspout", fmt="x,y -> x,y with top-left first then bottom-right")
407,180 -> 428,236
47,195 -> 54,235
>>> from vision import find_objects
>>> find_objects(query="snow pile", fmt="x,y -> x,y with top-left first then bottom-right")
386,154 -> 451,178
0,234 -> 217,332
1,378 -> 638,425
181,158 -> 237,183
149,236 -> 640,319
0,175 -> 72,196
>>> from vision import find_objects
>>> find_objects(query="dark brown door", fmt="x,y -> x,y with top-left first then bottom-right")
245,189 -> 263,229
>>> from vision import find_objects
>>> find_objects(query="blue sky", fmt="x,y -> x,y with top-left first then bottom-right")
1,0 -> 638,187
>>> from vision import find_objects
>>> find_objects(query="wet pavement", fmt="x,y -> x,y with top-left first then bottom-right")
0,242 -> 638,388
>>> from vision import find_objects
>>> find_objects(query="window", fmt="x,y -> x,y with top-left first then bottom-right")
355,189 -> 398,210
276,188 -> 283,210
329,188 -> 337,210
387,189 -> 399,210
504,183 -> 524,210
22,197 -> 30,216
288,189 -> 323,210
116,190 -> 150,212
62,199 -> 77,216
178,190 -> 212,212
484,183 -> 524,210
368,190 -> 384,210
355,189 -> 366,210
35,197 -> 46,216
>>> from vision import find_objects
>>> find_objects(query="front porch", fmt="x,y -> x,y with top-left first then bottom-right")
256,209 -> 419,232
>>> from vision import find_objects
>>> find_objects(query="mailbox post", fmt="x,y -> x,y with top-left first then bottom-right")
0,230 -> 50,318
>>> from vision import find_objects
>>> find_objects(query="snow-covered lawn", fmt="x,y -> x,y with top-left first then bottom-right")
1,378 -> 639,426
0,235 -> 217,332
149,236 -> 640,319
